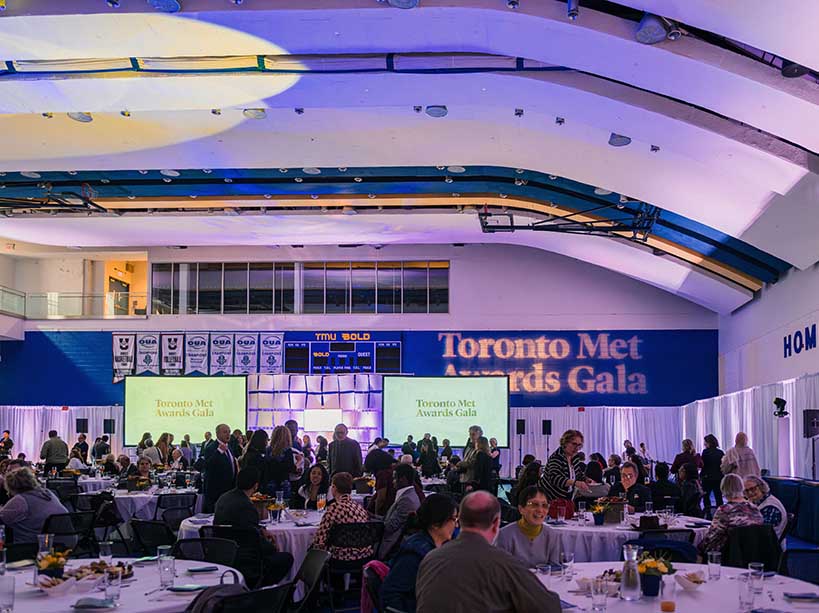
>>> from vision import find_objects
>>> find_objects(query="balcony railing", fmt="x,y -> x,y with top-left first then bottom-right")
0,285 -> 25,317
24,292 -> 148,319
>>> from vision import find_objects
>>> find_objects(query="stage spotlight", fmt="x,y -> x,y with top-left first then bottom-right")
67,112 -> 93,123
608,133 -> 631,147
773,397 -> 789,418
0,1 -> 6,11
107,0 -> 121,7
635,13 -> 682,44
507,0 -> 519,8
386,0 -> 420,7
781,60 -> 810,78
148,0 -> 182,11
425,105 -> 448,118
567,0 -> 579,20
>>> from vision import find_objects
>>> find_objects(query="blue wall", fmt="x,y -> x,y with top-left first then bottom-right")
0,329 -> 717,407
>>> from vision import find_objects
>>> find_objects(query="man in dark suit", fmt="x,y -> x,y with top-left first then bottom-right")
214,467 -> 293,586
203,424 -> 237,513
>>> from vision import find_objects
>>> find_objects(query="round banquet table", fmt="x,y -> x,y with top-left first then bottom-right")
77,477 -> 117,492
539,561 -> 818,611
79,487 -> 202,522
420,477 -> 447,487
8,558 -> 243,613
548,515 -> 710,563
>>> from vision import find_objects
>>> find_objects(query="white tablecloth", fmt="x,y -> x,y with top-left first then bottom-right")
79,488 -> 202,522
542,561 -> 819,611
8,558 -> 243,613
548,516 -> 710,563
420,477 -> 446,487
77,477 -> 117,492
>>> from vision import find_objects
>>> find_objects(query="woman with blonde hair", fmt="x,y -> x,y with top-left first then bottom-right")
670,438 -> 703,477
264,425 -> 296,497
155,432 -> 171,465
540,429 -> 590,501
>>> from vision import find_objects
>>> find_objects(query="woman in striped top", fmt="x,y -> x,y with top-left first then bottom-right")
539,429 -> 590,500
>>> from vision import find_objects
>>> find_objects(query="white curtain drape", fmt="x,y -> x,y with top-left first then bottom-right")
0,406 -> 123,460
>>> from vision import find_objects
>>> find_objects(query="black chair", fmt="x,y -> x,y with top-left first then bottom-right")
131,519 -> 176,556
46,479 -> 81,511
639,529 -> 695,544
363,564 -> 383,612
781,512 -> 796,544
153,493 -> 197,520
72,492 -> 130,550
172,537 -> 238,567
623,538 -> 698,563
778,549 -> 819,585
214,582 -> 292,613
324,521 -> 384,613
288,548 -> 331,613
200,525 -> 266,589
499,501 -> 521,525
42,512 -> 97,557
722,524 -> 782,571
163,507 -> 194,532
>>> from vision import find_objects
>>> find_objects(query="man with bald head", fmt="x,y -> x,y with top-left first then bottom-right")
416,491 -> 560,613
721,432 -> 761,478
202,423 -> 238,512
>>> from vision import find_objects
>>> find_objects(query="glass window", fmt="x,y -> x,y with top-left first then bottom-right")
151,263 -> 172,314
428,261 -> 449,313
197,263 -> 222,314
223,263 -> 248,313
172,263 -> 197,314
302,263 -> 325,314
376,262 -> 401,314
275,264 -> 295,314
351,262 -> 376,313
325,262 -> 350,314
402,261 -> 428,313
249,263 -> 274,313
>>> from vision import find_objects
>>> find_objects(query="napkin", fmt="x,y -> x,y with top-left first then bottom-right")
71,597 -> 117,609
783,592 -> 819,600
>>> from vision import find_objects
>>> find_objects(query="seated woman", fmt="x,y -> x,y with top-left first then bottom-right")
292,463 -> 332,510
649,462 -> 681,507
678,463 -> 704,518
495,486 -> 560,567
67,448 -> 88,471
744,475 -> 787,540
444,456 -> 461,492
603,454 -> 622,485
607,461 -> 652,512
134,457 -> 153,481
381,494 -> 458,613
698,473 -> 763,555
0,467 -> 68,544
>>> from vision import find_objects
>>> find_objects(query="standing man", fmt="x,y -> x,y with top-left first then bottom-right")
328,423 -> 363,477
200,431 -> 213,455
40,430 -> 69,474
202,424 -> 238,512
72,434 -> 89,464
722,432 -> 761,477
0,430 -> 14,458
93,435 -> 111,460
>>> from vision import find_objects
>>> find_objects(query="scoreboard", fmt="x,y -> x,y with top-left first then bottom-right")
283,332 -> 401,374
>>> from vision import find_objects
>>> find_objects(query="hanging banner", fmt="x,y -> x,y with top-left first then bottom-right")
135,333 -> 160,375
234,333 -> 259,374
112,333 -> 136,383
161,333 -> 184,376
209,333 -> 235,375
184,333 -> 210,375
259,332 -> 284,374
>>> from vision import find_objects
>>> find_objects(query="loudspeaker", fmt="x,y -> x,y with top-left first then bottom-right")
75,418 -> 88,434
804,410 -> 819,438
516,419 -> 526,435
103,419 -> 115,435
542,420 -> 552,436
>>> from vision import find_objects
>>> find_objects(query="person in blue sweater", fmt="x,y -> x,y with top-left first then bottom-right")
380,493 -> 458,612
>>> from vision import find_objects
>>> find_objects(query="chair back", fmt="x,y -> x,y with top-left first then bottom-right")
289,549 -> 331,612
499,501 -> 521,525
213,582 -> 292,613
623,538 -> 698,563
46,479 -> 81,510
200,525 -> 264,588
131,519 -> 176,556
327,521 -> 384,556
42,512 -> 97,556
778,549 -> 819,585
782,512 -> 796,543
722,524 -> 782,571
172,538 -> 238,567
154,493 -> 197,518
163,507 -> 194,531
639,529 -> 695,544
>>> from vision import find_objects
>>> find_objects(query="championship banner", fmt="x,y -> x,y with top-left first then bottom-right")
135,333 -> 160,375
234,333 -> 259,374
184,333 -> 210,375
112,333 -> 136,383
259,332 -> 284,374
209,333 -> 235,375
161,333 -> 184,376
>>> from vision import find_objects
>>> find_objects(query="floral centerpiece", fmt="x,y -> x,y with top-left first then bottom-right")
266,501 -> 287,521
590,500 -> 611,525
38,549 -> 70,578
250,493 -> 273,521
637,552 -> 675,596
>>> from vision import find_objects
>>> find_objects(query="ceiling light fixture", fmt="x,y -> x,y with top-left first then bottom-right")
264,194 -> 272,199
506,0 -> 519,8
444,176 -> 453,183
635,13 -> 681,44
555,116 -> 565,125
354,177 -> 363,183
67,112 -> 93,123
514,108 -> 524,117
160,169 -> 180,177
202,169 -> 212,174
425,105 -> 448,118
650,145 -> 660,152
147,0 -> 182,12
294,177 -> 303,183
567,0 -> 579,20
294,107 -> 305,115
42,112 -> 53,119
384,0 -> 420,8
781,60 -> 810,78
302,167 -> 321,175
120,110 -> 131,117
608,133 -> 632,147
242,108 -> 266,119
368,193 -> 376,198
447,166 -> 466,173
338,167 -> 348,172
342,206 -> 357,215
107,0 -> 120,6
224,178 -> 233,183
211,109 -> 222,115
20,172 -> 41,179
594,187 -> 613,196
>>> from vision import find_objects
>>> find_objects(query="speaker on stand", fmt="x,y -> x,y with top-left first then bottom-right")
516,419 -> 526,469
543,419 -> 552,458
75,418 -> 89,435
804,409 -> 819,480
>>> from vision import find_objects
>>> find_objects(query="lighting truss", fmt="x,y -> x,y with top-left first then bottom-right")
0,188 -> 107,213
479,202 -> 661,243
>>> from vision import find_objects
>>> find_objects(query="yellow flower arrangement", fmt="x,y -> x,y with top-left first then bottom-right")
590,501 -> 611,514
637,552 -> 674,577
38,550 -> 70,571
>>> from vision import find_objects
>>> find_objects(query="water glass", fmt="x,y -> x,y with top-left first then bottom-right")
38,533 -> 53,554
645,501 -> 654,515
105,572 -> 122,601
158,555 -> 175,589
561,552 -> 575,581
99,541 -> 113,566
707,551 -> 721,581
591,577 -> 608,611
748,562 -> 765,595
577,501 -> 587,524
0,575 -> 14,613
737,574 -> 755,610
535,563 -> 551,586
556,505 -> 566,523
659,576 -> 677,612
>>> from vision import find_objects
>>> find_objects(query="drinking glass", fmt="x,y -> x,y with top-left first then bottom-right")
737,574 -> 755,610
591,578 -> 608,611
748,562 -> 765,595
707,551 -> 721,581
577,501 -> 587,525
105,571 -> 122,601
0,575 -> 14,613
561,552 -> 575,581
645,501 -> 654,515
535,564 -> 551,587
317,494 -> 327,513
556,504 -> 566,523
99,541 -> 113,566
659,576 -> 677,612
158,554 -> 175,589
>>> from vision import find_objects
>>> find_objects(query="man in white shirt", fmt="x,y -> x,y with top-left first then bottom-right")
378,463 -> 421,559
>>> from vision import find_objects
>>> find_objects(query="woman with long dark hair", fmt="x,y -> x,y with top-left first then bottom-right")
701,434 -> 724,517
315,435 -> 329,463
240,429 -> 269,472
292,463 -> 331,510
509,461 -> 542,507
